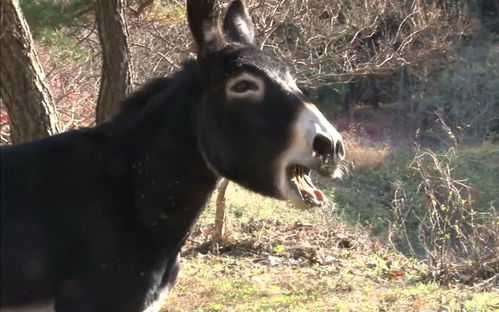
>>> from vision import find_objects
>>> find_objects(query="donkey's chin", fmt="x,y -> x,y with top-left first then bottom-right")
285,164 -> 330,209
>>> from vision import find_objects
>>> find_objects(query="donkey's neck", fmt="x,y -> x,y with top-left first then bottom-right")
109,62 -> 219,249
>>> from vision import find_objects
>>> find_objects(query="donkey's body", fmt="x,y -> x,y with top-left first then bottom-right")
1,1 -> 345,311
1,62 -> 216,311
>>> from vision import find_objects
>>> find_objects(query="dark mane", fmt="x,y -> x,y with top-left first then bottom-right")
119,77 -> 171,115
117,60 -> 200,118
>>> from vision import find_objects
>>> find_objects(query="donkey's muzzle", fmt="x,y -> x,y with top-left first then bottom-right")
278,102 -> 345,209
312,133 -> 345,177
313,133 -> 345,160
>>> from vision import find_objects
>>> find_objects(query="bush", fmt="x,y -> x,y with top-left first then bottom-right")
415,36 -> 499,141
329,135 -> 498,286
391,148 -> 498,285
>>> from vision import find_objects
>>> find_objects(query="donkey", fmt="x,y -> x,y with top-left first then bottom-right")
0,0 -> 344,311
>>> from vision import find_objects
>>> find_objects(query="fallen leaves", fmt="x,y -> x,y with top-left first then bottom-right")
386,269 -> 406,280
183,219 -> 373,268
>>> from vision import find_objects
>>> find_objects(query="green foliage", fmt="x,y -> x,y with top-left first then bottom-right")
312,85 -> 347,115
37,28 -> 87,61
468,0 -> 499,34
274,23 -> 303,51
20,0 -> 92,34
19,1 -> 90,61
271,244 -> 285,254
456,144 -> 499,210
329,146 -> 499,262
416,38 -> 499,140
331,152 -> 421,237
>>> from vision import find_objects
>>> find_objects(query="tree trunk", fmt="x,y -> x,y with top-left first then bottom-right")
95,0 -> 133,124
0,0 -> 61,144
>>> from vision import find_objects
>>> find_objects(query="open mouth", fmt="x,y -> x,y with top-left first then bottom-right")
288,164 -> 327,208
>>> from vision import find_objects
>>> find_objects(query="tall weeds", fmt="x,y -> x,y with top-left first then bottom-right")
391,148 -> 498,286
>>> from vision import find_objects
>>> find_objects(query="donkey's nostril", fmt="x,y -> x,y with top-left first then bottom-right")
313,134 -> 333,157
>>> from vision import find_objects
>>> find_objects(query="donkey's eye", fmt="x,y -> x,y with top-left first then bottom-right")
231,80 -> 259,93
226,73 -> 265,101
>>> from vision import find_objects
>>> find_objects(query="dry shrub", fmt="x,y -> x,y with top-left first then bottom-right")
125,0 -> 470,87
247,0 -> 469,86
127,3 -> 192,84
36,42 -> 100,130
391,147 -> 498,287
341,125 -> 390,171
3,0 -> 469,144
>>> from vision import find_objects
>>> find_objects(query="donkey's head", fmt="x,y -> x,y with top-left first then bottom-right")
188,0 -> 345,209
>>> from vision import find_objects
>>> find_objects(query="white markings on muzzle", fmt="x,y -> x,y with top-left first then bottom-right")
276,103 -> 343,201
303,103 -> 343,155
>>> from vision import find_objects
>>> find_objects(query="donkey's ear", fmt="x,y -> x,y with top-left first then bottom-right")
223,0 -> 255,45
187,0 -> 226,55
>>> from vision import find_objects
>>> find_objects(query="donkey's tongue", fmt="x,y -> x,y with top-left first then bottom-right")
314,189 -> 325,202
302,189 -> 326,203
297,174 -> 326,204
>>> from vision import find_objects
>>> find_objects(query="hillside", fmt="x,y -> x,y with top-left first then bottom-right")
166,164 -> 498,311
164,136 -> 498,311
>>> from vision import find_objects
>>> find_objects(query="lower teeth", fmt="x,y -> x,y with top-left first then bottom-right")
292,165 -> 324,205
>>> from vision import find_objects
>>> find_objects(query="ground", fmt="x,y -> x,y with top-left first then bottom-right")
164,182 -> 498,312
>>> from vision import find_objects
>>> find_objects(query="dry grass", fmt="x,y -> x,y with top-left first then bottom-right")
341,126 -> 391,171
164,187 -> 498,312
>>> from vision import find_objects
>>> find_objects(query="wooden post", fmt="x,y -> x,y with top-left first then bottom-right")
213,179 -> 230,244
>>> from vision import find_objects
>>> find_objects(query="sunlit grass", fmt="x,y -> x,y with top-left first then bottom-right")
164,144 -> 498,311
142,3 -> 185,25
166,246 -> 497,311
201,183 -> 326,228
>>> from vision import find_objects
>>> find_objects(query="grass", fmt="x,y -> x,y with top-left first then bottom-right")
326,142 -> 419,239
456,144 -> 499,211
326,141 -> 499,255
164,173 -> 498,311
169,257 -> 430,311
164,141 -> 499,311
203,183 -> 323,226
